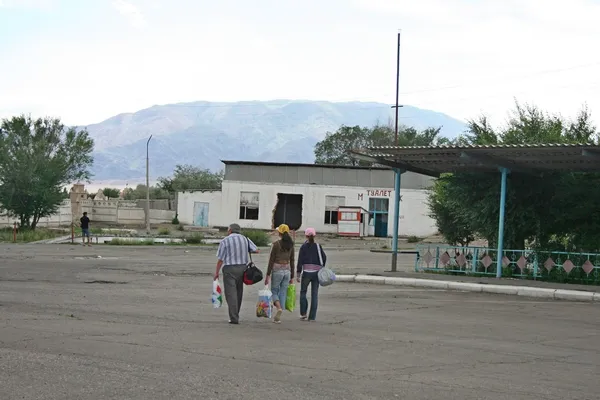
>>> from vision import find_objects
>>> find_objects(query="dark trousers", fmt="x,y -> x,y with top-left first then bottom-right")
300,271 -> 320,320
222,264 -> 246,323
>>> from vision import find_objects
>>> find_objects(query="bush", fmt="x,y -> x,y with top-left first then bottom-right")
172,214 -> 179,225
242,229 -> 270,247
0,227 -> 62,243
158,227 -> 171,236
185,233 -> 205,244
109,238 -> 155,245
407,235 -> 422,244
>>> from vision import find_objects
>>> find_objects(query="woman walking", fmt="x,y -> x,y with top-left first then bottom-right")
296,228 -> 327,322
265,224 -> 295,323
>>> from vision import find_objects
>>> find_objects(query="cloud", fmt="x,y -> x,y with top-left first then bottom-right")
112,0 -> 147,29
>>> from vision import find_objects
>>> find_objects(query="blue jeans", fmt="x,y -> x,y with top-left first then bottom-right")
271,269 -> 290,308
300,271 -> 319,320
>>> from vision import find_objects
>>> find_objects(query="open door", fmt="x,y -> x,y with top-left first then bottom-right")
273,193 -> 303,230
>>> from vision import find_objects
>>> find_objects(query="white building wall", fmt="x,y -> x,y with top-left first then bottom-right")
177,181 -> 437,237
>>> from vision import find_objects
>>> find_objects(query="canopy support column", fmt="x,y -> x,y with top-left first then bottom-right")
496,167 -> 510,278
391,168 -> 404,272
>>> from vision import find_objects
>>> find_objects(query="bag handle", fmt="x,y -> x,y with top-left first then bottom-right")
246,237 -> 253,263
317,243 -> 324,267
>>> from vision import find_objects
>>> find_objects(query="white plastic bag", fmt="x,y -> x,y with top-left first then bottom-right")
256,286 -> 273,318
316,243 -> 335,286
212,280 -> 223,309
318,267 -> 336,286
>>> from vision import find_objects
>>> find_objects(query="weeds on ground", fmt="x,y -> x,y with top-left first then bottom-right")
185,233 -> 205,244
242,229 -> 270,247
0,227 -> 63,242
407,235 -> 422,243
158,227 -> 171,235
109,238 -> 156,245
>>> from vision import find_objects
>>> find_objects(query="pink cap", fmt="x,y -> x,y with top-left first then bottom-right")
304,228 -> 316,237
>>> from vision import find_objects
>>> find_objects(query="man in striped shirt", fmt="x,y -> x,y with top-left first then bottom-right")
214,223 -> 259,324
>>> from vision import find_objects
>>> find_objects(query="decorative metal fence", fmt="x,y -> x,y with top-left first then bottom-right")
414,245 -> 600,284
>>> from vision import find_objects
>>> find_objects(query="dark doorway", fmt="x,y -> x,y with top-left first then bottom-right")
273,193 -> 303,230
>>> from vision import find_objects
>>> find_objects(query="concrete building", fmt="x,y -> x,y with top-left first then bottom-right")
177,161 -> 438,237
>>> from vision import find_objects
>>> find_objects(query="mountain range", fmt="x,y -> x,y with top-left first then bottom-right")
85,100 -> 467,181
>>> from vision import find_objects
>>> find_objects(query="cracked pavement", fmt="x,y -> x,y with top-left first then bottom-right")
0,244 -> 599,399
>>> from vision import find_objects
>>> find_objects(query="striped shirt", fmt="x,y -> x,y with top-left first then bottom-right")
217,233 -> 258,266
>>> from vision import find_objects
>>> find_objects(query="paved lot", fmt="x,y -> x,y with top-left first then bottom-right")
1,244 -> 599,399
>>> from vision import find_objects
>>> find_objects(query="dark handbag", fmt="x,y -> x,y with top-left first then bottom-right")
243,237 -> 263,285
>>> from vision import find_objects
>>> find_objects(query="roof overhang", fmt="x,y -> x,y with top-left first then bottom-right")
349,143 -> 600,177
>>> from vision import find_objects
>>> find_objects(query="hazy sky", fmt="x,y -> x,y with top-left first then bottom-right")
1,0 -> 599,127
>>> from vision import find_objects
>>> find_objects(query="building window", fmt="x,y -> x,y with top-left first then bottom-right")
239,191 -> 259,220
324,195 -> 345,225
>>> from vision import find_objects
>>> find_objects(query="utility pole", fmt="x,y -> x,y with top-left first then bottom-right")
391,30 -> 403,272
146,135 -> 153,234
391,30 -> 403,145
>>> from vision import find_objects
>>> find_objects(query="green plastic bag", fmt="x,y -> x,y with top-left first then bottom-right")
285,284 -> 296,312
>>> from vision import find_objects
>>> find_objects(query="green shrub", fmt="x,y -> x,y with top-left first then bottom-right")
172,214 -> 179,225
242,229 -> 270,247
0,227 -> 62,243
407,235 -> 422,243
185,233 -> 205,244
109,238 -> 155,245
158,227 -> 171,236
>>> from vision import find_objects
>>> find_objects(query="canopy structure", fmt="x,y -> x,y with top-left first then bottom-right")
348,143 -> 600,276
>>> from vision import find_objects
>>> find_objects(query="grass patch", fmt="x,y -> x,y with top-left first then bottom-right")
185,233 -> 205,244
407,235 -> 422,244
242,229 -> 270,247
0,227 -> 64,243
177,224 -> 185,231
109,238 -> 156,246
157,227 -> 171,235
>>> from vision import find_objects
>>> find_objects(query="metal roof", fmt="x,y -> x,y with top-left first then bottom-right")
220,160 -> 390,171
349,143 -> 600,177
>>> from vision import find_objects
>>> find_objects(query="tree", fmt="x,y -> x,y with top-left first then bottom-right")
122,184 -> 170,200
427,175 -> 475,247
158,164 -> 223,193
428,101 -> 600,252
0,115 -> 94,229
314,123 -> 447,166
102,187 -> 121,198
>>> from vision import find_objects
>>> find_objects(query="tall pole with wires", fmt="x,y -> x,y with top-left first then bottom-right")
394,30 -> 401,145
146,135 -> 152,234
391,30 -> 403,272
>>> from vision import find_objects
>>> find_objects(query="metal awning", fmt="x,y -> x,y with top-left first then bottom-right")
348,143 -> 600,277
349,143 -> 600,177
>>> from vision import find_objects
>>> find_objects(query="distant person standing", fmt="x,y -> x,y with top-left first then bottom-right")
214,223 -> 259,325
80,212 -> 91,246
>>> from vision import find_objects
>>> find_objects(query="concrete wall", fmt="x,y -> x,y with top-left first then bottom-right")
0,200 -> 73,228
80,200 -> 175,225
177,180 -> 437,237
0,199 -> 175,228
135,199 -> 174,211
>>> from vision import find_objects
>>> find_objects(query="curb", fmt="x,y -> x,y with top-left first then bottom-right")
336,274 -> 599,302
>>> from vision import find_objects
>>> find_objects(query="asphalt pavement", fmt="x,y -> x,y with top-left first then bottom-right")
1,244 -> 599,399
